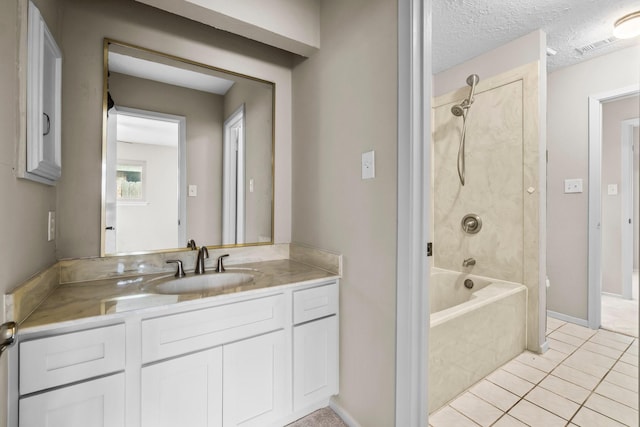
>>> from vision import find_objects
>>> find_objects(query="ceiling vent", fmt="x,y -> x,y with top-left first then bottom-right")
575,37 -> 618,55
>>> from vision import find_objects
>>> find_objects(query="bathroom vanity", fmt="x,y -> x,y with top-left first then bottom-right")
9,258 -> 339,427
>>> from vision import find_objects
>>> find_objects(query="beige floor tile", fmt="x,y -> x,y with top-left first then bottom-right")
547,337 -> 578,355
507,400 -> 566,427
429,405 -> 480,427
538,375 -> 591,404
450,392 -> 503,427
486,369 -> 535,397
604,370 -> 639,392
557,323 -> 597,340
595,380 -> 639,410
551,364 -> 601,390
548,330 -> 587,347
502,360 -> 547,383
516,351 -> 560,372
620,351 -> 638,366
524,386 -> 580,420
492,414 -> 528,426
545,348 -> 571,363
612,360 -> 638,378
571,407 -> 627,427
469,380 -> 519,412
581,341 -> 625,359
547,317 -> 567,331
584,393 -> 640,426
626,341 -> 638,356
562,349 -> 616,378
594,329 -> 636,345
589,333 -> 634,351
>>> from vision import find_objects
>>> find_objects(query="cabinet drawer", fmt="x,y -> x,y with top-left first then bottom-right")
142,294 -> 285,363
293,282 -> 338,324
20,324 -> 125,395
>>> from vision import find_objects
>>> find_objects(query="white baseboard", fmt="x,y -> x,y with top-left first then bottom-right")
547,310 -> 590,328
329,398 -> 361,427
539,339 -> 549,353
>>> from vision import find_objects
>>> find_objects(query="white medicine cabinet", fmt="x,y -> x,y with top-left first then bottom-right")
24,1 -> 62,185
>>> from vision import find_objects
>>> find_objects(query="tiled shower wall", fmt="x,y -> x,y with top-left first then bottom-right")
432,62 -> 543,351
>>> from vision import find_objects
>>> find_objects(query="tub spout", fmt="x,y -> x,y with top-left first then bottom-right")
462,257 -> 476,267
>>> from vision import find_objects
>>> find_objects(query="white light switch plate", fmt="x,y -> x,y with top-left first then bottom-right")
564,178 -> 583,194
47,211 -> 55,241
188,185 -> 197,197
607,184 -> 618,195
362,150 -> 375,180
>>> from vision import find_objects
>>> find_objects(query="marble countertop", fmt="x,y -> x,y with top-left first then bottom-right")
21,259 -> 338,330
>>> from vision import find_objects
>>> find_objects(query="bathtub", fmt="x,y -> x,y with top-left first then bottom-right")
428,268 -> 527,413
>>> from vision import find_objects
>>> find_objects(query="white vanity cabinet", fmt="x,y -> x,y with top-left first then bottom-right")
223,330 -> 288,427
14,279 -> 339,427
292,283 -> 339,411
17,324 -> 126,427
141,347 -> 223,427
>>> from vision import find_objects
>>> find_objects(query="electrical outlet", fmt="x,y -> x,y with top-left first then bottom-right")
564,178 -> 583,194
48,211 -> 55,241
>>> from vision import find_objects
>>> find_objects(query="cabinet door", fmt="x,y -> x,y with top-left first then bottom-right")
293,316 -> 339,411
141,347 -> 222,427
223,330 -> 288,427
19,373 -> 124,427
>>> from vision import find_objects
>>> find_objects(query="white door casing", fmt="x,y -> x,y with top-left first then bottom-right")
587,85 -> 640,329
621,118 -> 639,300
222,105 -> 246,245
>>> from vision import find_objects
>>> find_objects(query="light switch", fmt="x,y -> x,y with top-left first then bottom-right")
188,185 -> 197,197
249,179 -> 254,193
608,184 -> 618,195
362,150 -> 375,180
564,178 -> 583,194
47,211 -> 55,241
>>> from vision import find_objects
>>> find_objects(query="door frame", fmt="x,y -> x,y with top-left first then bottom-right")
222,104 -> 246,245
587,85 -> 639,329
395,0 -> 431,425
621,118 -> 639,299
101,106 -> 187,255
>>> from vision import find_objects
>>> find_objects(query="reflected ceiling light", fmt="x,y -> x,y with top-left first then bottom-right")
613,11 -> 640,39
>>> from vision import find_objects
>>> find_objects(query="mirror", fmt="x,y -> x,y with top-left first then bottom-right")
102,40 -> 274,256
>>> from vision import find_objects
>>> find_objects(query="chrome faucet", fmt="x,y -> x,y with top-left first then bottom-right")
187,239 -> 197,250
462,257 -> 476,267
194,246 -> 209,274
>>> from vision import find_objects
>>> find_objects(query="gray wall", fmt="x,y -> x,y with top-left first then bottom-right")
601,96 -> 639,295
55,0 -> 293,259
291,0 -> 398,425
547,45 -> 640,320
224,80 -> 273,243
0,1 -> 61,425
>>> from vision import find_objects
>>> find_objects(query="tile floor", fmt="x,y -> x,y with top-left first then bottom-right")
430,318 -> 639,426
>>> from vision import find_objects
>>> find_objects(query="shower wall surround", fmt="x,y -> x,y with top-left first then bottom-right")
432,62 -> 543,351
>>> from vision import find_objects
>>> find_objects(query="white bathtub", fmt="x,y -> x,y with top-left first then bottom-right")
428,268 -> 527,413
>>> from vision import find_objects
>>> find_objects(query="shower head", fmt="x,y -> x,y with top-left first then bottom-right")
451,104 -> 465,117
451,74 -> 480,117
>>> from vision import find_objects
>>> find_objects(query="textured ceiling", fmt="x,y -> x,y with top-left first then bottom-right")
433,0 -> 640,73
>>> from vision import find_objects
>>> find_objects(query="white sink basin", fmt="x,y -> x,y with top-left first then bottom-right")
148,272 -> 254,294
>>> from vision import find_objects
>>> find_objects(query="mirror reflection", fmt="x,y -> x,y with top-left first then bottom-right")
102,40 -> 274,255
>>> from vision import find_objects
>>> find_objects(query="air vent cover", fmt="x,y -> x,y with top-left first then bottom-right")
575,37 -> 617,54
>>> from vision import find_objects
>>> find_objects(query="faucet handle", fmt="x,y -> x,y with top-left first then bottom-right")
166,260 -> 186,278
215,254 -> 229,273
187,239 -> 197,250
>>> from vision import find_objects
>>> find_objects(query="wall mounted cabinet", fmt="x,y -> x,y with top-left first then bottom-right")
24,1 -> 62,185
